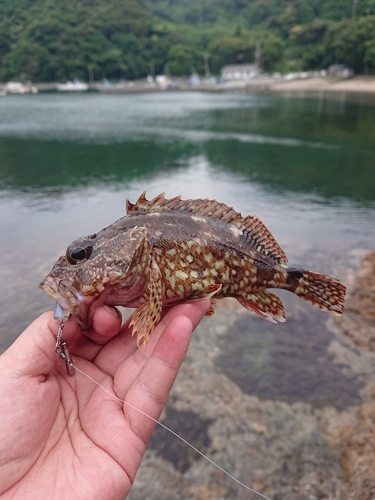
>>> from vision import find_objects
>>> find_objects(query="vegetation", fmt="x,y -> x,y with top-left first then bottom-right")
1,0 -> 375,82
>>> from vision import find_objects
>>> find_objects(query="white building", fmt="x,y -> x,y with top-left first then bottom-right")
221,64 -> 259,81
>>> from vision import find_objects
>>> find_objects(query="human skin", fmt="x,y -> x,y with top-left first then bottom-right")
0,300 -> 210,500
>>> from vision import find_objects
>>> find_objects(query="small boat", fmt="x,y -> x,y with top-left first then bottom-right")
5,81 -> 38,94
56,79 -> 89,92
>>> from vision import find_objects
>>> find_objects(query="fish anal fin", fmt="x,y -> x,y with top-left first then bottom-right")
237,291 -> 286,323
129,261 -> 163,346
239,215 -> 288,265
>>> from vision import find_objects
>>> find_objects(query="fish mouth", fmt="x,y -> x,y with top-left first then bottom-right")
40,274 -> 111,330
40,277 -> 85,323
39,276 -> 60,299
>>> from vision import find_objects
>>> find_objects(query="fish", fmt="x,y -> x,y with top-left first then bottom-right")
40,192 -> 346,346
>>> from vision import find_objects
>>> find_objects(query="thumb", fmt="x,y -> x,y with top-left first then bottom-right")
2,312 -> 81,377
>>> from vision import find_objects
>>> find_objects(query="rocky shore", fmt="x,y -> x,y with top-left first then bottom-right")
127,251 -> 375,500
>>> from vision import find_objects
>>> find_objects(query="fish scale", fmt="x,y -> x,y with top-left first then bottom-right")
40,192 -> 346,346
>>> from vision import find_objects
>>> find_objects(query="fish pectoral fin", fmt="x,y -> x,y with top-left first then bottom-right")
129,262 -> 163,347
237,291 -> 286,323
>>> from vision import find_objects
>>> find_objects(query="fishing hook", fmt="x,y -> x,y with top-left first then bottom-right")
55,320 -> 75,376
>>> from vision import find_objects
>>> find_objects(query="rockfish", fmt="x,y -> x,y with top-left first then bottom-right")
40,193 -> 346,346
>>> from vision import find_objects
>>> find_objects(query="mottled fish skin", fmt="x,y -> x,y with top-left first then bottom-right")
40,192 -> 346,346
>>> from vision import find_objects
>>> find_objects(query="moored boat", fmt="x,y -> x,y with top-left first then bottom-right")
56,79 -> 89,92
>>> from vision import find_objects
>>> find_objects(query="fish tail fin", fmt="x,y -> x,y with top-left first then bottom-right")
293,269 -> 346,316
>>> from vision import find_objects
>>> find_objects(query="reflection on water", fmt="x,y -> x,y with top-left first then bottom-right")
0,138 -> 193,191
0,92 -> 375,408
1,92 -> 375,203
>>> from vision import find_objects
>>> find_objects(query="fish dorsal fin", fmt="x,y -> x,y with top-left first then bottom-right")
126,192 -> 288,264
126,192 -> 242,222
238,215 -> 288,265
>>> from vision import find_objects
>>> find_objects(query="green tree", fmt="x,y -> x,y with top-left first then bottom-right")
327,16 -> 375,72
364,39 -> 375,71
245,0 -> 284,26
167,44 -> 202,75
208,36 -> 256,73
260,34 -> 284,71
288,19 -> 332,70
1,0 -> 375,82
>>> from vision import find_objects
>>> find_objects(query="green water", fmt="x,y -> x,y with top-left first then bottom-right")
1,92 -> 375,201
0,91 -> 374,406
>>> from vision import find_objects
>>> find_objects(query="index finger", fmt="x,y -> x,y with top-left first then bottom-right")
95,300 -> 210,379
110,312 -> 201,482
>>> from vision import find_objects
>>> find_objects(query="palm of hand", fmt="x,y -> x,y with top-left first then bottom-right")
0,301 -> 209,499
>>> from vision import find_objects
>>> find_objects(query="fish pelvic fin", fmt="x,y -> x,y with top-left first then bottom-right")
293,270 -> 346,316
170,284 -> 221,317
237,291 -> 286,323
205,299 -> 217,317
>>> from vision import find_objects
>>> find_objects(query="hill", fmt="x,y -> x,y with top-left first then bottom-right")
0,0 -> 374,82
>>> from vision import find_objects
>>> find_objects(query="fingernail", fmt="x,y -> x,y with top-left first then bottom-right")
102,305 -> 120,319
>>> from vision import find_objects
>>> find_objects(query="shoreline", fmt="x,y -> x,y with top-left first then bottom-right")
268,76 -> 375,94
94,76 -> 375,96
2,76 -> 375,97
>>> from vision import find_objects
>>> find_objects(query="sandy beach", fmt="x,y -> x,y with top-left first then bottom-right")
269,76 -> 375,94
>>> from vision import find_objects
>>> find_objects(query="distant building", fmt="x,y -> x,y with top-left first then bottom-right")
221,64 -> 259,81
327,64 -> 354,79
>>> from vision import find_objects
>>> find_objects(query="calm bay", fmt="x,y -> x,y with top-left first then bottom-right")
2,90 -> 375,498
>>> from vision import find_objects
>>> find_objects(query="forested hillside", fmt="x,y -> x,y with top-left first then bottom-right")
0,0 -> 375,82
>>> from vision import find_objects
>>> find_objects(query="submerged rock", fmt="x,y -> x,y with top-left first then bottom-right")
336,250 -> 375,351
331,250 -> 375,500
128,252 -> 375,500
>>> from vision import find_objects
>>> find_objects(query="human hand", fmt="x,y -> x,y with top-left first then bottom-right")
0,300 -> 210,499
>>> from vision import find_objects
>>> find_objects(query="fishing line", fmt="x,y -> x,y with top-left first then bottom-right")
71,362 -> 272,500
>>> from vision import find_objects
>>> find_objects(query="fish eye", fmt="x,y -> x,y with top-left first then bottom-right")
66,240 -> 93,265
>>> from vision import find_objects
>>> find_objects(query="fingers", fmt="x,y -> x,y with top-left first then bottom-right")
69,300 -> 209,484
114,300 -> 210,413
88,306 -> 123,343
71,306 -> 123,360
95,300 -> 210,378
0,311 -> 75,377
112,312 -> 201,482
2,298 -> 207,382
1,306 -> 123,378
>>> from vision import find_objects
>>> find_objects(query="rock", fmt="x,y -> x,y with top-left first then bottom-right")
335,250 -> 375,351
128,252 -> 375,500
328,251 -> 375,500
